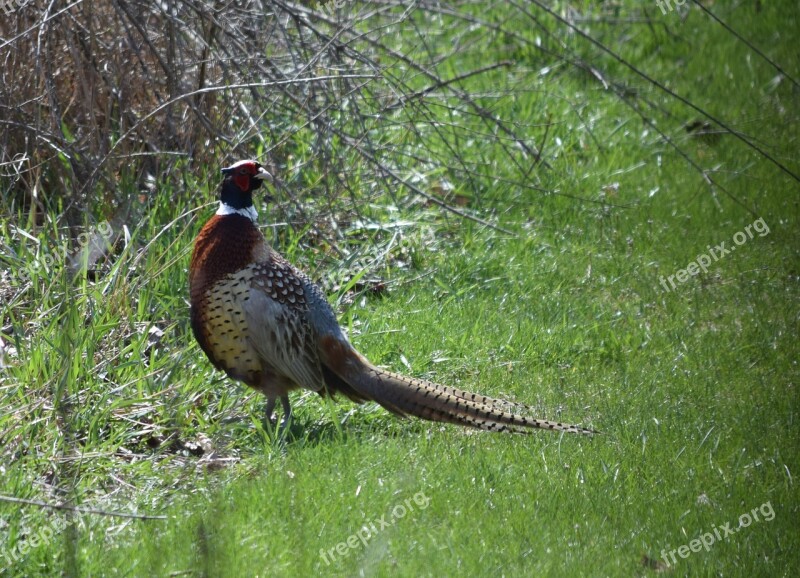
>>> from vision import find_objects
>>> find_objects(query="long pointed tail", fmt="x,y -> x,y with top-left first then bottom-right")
320,336 -> 596,435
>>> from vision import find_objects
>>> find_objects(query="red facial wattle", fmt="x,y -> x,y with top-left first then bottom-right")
233,173 -> 250,192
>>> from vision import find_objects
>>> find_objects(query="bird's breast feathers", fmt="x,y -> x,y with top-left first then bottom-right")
189,213 -> 326,389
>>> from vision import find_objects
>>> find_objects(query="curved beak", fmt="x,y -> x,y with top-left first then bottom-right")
254,166 -> 272,181
255,166 -> 274,201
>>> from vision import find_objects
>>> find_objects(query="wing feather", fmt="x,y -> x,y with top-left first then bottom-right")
241,265 -> 325,391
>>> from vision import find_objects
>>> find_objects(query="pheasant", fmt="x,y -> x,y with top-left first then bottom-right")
189,160 -> 594,435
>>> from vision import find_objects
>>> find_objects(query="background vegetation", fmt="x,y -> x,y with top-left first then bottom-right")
1,0 -> 798,575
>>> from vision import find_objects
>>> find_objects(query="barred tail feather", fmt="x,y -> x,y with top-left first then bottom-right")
320,336 -> 595,435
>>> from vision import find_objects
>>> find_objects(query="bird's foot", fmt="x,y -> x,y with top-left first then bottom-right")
263,395 -> 293,440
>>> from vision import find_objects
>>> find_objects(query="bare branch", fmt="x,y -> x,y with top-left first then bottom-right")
0,494 -> 167,520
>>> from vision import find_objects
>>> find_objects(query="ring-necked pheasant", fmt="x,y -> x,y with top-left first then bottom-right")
189,160 -> 594,434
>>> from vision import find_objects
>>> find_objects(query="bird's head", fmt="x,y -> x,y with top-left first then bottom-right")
219,160 -> 272,210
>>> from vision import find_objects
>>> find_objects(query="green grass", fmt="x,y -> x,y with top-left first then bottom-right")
1,1 -> 798,576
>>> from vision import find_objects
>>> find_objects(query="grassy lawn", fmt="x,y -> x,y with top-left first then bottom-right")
1,1 -> 798,576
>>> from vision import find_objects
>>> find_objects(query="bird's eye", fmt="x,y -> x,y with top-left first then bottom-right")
239,168 -> 249,175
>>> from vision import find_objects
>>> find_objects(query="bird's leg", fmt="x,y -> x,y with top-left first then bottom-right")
277,395 -> 292,436
265,396 -> 277,425
263,395 -> 292,437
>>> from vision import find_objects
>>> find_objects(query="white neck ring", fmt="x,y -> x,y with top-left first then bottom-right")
216,202 -> 258,221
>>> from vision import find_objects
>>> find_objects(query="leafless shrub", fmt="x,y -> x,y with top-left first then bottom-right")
1,0 -> 790,240
0,0 -> 554,234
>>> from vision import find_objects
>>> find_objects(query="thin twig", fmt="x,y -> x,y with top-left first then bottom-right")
690,0 -> 800,89
524,0 -> 800,184
0,495 -> 167,520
